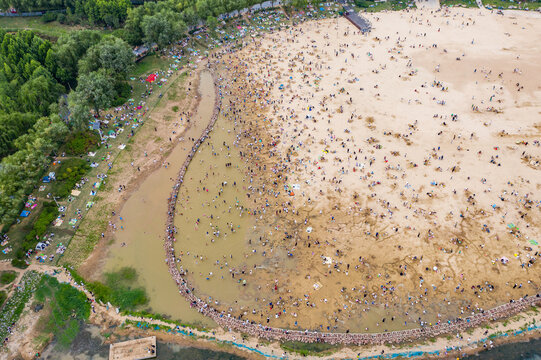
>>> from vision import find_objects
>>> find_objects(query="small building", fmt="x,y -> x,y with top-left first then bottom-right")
109,336 -> 156,360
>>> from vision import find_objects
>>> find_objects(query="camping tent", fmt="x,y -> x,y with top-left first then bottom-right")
20,210 -> 30,217
146,74 -> 157,83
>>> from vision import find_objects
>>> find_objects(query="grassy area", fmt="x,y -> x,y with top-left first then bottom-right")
440,0 -> 479,7
130,54 -> 173,78
0,271 -> 17,285
483,0 -> 541,9
67,266 -> 148,312
0,17 -> 108,39
280,341 -> 341,356
2,201 -> 58,268
34,275 -> 90,348
355,0 -> 415,12
0,205 -> 43,262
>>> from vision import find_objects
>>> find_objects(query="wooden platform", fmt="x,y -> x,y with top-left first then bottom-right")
109,336 -> 157,360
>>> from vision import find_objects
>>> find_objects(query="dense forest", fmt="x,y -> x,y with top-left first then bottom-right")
0,0 -> 287,39
0,28 -> 133,223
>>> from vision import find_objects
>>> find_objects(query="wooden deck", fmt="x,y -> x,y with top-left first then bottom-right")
109,336 -> 157,360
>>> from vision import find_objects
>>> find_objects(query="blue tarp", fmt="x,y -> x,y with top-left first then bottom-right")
20,210 -> 30,217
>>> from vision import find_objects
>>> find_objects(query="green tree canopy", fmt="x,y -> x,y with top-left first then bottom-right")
47,30 -> 102,88
71,69 -> 114,118
78,35 -> 134,78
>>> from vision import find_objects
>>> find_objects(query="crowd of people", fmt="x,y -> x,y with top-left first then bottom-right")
162,67 -> 541,345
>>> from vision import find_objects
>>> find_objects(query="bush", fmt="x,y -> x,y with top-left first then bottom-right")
22,202 -> 58,252
111,81 -> 132,107
0,271 -> 17,285
35,275 -> 90,347
0,291 -> 6,306
54,158 -> 90,198
57,13 -> 67,24
0,272 -> 42,341
66,267 -> 148,311
11,258 -> 28,269
63,131 -> 99,155
41,12 -> 57,23
354,0 -> 372,7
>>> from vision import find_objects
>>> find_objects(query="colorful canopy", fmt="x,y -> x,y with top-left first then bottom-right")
146,74 -> 157,83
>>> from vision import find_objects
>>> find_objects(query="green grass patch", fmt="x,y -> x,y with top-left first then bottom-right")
11,201 -> 59,266
440,0 -> 479,7
358,0 -> 414,12
130,54 -> 172,78
484,0 -> 541,9
488,331 -> 503,339
67,266 -> 148,311
0,290 -> 6,306
0,17 -> 109,39
280,341 -> 340,356
34,275 -> 90,348
0,271 -> 17,285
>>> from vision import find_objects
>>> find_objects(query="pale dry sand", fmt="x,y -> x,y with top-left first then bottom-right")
214,7 -> 541,332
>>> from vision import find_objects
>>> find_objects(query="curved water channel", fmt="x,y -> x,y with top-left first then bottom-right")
105,71 -> 216,327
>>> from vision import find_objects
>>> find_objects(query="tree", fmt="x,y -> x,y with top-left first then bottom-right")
18,66 -> 64,115
206,15 -> 219,36
0,115 -> 67,224
78,36 -> 134,78
48,30 -> 102,87
141,12 -> 186,48
141,15 -> 171,48
72,69 -> 114,118
67,92 -> 92,131
123,5 -> 147,45
0,112 -> 38,159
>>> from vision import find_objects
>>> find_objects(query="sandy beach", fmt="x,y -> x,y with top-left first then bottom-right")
170,6 -> 541,334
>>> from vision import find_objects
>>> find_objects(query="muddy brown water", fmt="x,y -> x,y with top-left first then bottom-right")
171,103 -> 265,308
104,71 -> 216,327
103,69 -> 435,333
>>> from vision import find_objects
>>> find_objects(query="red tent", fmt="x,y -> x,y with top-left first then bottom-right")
146,74 -> 157,83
